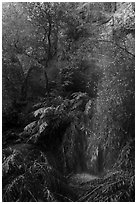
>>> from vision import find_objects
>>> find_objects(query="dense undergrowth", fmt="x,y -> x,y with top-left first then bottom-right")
2,90 -> 135,202
3,144 -> 77,201
2,2 -> 135,202
2,47 -> 135,202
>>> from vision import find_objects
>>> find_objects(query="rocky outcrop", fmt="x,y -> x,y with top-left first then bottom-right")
2,61 -> 24,114
3,53 -> 48,128
21,65 -> 48,100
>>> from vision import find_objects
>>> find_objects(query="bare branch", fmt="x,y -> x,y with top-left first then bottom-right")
92,39 -> 135,57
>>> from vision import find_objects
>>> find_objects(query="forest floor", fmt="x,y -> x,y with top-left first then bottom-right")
2,97 -> 135,202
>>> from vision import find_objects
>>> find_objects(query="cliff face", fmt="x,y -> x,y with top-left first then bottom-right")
2,61 -> 24,114
21,65 -> 48,100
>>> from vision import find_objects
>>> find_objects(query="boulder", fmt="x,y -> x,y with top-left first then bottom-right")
2,61 -> 24,114
21,65 -> 48,100
2,61 -> 25,130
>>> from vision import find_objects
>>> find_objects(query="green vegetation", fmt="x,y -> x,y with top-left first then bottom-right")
2,2 -> 135,202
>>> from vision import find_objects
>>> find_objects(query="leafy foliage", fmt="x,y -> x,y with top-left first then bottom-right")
3,2 -> 134,202
3,144 -> 76,202
18,92 -> 92,175
77,170 -> 134,202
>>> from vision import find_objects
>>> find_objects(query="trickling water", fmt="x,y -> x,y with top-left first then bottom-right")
69,173 -> 99,185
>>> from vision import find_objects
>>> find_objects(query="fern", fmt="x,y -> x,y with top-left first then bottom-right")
24,121 -> 38,135
20,92 -> 93,175
77,170 -> 134,202
3,148 -> 24,177
2,144 -> 76,202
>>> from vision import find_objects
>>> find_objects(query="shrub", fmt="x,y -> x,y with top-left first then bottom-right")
2,144 -> 76,202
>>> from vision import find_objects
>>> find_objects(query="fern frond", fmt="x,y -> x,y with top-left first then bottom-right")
78,169 -> 134,202
24,121 -> 37,135
3,148 -> 24,177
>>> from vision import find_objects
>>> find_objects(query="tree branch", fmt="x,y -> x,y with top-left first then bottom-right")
95,16 -> 113,27
93,39 -> 135,57
47,14 -> 52,62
